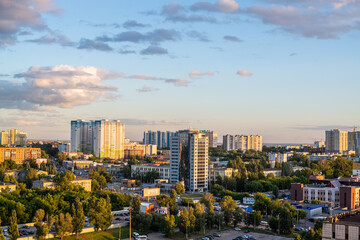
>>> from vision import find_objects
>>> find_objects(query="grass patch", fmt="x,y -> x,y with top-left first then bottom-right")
48,226 -> 136,240
181,193 -> 204,198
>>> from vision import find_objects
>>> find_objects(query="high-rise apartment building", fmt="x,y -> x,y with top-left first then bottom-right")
143,131 -> 174,149
325,129 -> 348,153
223,134 -> 262,151
71,119 -> 125,159
222,134 -> 234,151
205,131 -> 218,148
348,131 -> 360,156
71,120 -> 94,153
0,129 -> 27,147
0,131 -> 8,145
93,120 -> 125,159
170,130 -> 209,192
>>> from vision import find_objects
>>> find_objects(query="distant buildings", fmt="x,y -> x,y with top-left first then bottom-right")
170,129 -> 209,192
222,134 -> 262,151
143,130 -> 218,149
124,142 -> 157,158
348,131 -> 360,156
0,147 -> 41,165
205,131 -> 218,148
143,131 -> 174,149
58,142 -> 71,152
325,129 -> 348,153
71,119 -> 125,159
0,129 -> 28,147
268,153 -> 289,168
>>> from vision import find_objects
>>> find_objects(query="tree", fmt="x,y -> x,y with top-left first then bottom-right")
54,170 -> 75,191
281,162 -> 293,176
163,214 -> 176,237
268,216 -> 279,233
175,182 -> 185,195
273,185 -> 279,198
9,210 -> 19,240
131,195 -> 141,215
244,211 -> 262,228
188,207 -> 196,233
194,202 -> 206,233
233,207 -> 243,227
0,218 -> 6,240
33,209 -> 54,240
279,207 -> 294,234
156,194 -> 170,207
169,190 -> 178,216
253,193 -> 272,216
201,192 -> 215,228
72,198 -> 85,240
55,213 -> 72,240
132,213 -> 152,233
214,213 -> 224,230
179,208 -> 190,235
220,196 -> 237,225
88,196 -> 113,231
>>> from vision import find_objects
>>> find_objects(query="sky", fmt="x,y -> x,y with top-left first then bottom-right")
0,0 -> 360,143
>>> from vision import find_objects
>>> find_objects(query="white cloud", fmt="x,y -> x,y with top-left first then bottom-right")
0,65 -> 120,110
236,70 -> 253,76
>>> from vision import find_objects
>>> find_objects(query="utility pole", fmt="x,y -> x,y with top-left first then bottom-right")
277,214 -> 280,235
129,209 -> 132,240
119,221 -> 122,239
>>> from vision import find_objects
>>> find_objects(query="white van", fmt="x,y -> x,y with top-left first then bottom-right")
260,221 -> 268,226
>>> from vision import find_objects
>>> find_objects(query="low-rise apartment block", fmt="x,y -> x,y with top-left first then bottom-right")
291,176 -> 360,210
208,165 -> 238,181
0,182 -> 16,192
0,147 -> 41,165
33,178 -> 92,191
131,164 -> 170,179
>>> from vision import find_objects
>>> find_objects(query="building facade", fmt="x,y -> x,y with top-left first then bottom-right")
326,129 -> 348,153
170,130 -> 209,192
131,164 -> 170,179
205,131 -> 218,148
143,131 -> 174,149
349,131 -> 360,156
0,147 -> 41,164
208,166 -> 237,182
71,119 -> 125,159
223,134 -> 262,151
58,142 -> 71,153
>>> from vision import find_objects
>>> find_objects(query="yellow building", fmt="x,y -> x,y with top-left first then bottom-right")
0,147 -> 41,165
32,178 -> 92,191
0,182 -> 17,192
72,178 -> 92,191
0,131 -> 8,145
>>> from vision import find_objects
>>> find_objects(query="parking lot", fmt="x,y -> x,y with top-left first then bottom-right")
206,229 -> 293,240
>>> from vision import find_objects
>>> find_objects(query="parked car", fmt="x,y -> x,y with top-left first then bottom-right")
244,229 -> 250,233
202,237 -> 210,240
136,235 -> 147,240
213,232 -> 221,237
132,232 -> 140,238
234,227 -> 241,231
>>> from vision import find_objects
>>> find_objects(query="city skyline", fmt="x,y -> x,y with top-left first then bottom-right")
0,0 -> 359,143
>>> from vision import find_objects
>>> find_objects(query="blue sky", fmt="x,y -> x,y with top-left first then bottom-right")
0,0 -> 359,143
